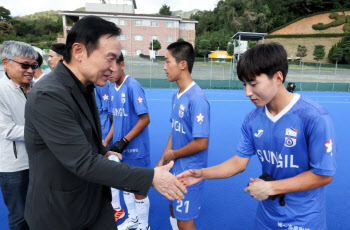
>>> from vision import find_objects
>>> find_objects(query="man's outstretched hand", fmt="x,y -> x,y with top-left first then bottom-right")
153,161 -> 187,201
176,169 -> 204,187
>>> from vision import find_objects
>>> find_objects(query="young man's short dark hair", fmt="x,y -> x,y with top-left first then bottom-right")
167,41 -> 195,74
50,43 -> 65,56
237,42 -> 288,83
64,16 -> 122,63
36,52 -> 43,66
117,52 -> 124,64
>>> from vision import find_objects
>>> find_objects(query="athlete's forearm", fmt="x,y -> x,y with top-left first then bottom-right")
202,155 -> 250,179
104,120 -> 114,147
268,170 -> 333,196
124,113 -> 150,141
173,137 -> 208,159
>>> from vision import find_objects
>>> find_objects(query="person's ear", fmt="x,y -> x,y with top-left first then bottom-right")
180,60 -> 188,71
71,43 -> 84,62
274,71 -> 284,85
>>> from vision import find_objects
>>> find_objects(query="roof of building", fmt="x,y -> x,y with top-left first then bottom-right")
59,11 -> 198,23
232,32 -> 267,41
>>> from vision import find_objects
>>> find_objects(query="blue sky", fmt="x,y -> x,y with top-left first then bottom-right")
1,0 -> 218,17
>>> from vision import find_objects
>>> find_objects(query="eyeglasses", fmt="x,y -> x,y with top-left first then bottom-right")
8,59 -> 39,70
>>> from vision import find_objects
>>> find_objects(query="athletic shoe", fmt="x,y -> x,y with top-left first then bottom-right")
114,207 -> 125,222
136,225 -> 150,230
118,217 -> 139,230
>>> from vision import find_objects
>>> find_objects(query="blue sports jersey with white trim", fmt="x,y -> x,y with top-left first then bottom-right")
108,76 -> 150,159
170,83 -> 210,177
95,84 -> 111,140
236,94 -> 336,230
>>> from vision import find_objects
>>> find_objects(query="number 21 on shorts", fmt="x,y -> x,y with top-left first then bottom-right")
176,200 -> 190,213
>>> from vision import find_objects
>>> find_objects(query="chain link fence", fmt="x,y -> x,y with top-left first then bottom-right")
1,57 -> 349,92
124,56 -> 350,92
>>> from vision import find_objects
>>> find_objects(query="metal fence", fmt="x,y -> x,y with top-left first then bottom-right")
1,57 -> 349,92
124,56 -> 350,92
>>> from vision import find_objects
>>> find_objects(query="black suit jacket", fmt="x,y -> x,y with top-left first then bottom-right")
24,62 -> 154,230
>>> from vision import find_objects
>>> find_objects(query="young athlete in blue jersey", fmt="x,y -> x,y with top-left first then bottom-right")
156,41 -> 210,230
177,43 -> 336,230
104,53 -> 151,230
95,83 -> 111,143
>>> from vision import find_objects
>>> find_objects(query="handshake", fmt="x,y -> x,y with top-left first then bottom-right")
110,137 -> 129,153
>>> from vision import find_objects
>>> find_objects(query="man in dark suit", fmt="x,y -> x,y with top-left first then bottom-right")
24,16 -> 186,230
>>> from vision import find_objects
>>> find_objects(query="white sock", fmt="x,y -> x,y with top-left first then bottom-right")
170,216 -> 179,230
108,155 -> 122,210
123,191 -> 137,221
135,197 -> 150,229
111,188 -> 121,210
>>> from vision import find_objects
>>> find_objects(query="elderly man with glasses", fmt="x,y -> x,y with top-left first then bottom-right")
0,40 -> 38,230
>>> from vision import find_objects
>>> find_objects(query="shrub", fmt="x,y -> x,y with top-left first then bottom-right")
329,12 -> 339,19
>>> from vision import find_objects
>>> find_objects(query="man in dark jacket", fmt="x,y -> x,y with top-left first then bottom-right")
24,16 -> 186,230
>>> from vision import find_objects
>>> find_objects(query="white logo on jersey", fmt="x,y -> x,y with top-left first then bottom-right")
179,104 -> 185,118
137,96 -> 143,103
112,108 -> 128,117
254,129 -> 264,138
102,94 -> 109,101
256,149 -> 299,168
284,128 -> 297,147
121,92 -> 126,104
111,96 -> 114,101
325,139 -> 333,156
196,113 -> 204,124
172,119 -> 186,134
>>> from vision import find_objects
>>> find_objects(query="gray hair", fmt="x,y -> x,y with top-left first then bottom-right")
1,41 -> 38,60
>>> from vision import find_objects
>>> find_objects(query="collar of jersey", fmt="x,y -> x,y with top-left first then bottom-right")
265,93 -> 301,123
177,81 -> 195,99
114,75 -> 129,91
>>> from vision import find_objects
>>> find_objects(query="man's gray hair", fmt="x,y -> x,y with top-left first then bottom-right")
1,41 -> 38,60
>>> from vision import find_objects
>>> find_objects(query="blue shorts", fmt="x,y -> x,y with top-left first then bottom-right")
169,183 -> 204,221
122,156 -> 151,168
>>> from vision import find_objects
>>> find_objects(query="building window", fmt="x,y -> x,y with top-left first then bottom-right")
121,49 -> 127,55
119,35 -> 127,40
134,35 -> 143,41
166,36 -> 174,42
181,23 -> 186,29
151,21 -> 158,27
135,50 -> 143,55
134,20 -> 142,26
119,20 -> 126,25
166,22 -> 174,28
150,36 -> 159,41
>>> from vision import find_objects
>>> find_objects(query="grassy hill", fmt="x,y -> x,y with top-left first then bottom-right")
266,10 -> 350,63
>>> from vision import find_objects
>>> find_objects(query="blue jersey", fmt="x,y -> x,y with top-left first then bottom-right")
95,84 -> 111,141
170,82 -> 210,178
108,76 -> 150,159
236,94 -> 336,230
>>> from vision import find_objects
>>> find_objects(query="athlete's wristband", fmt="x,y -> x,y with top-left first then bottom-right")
110,137 -> 129,153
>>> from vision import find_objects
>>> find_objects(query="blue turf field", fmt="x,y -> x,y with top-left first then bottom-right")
1,89 -> 349,230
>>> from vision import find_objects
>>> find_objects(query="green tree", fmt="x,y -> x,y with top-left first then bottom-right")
0,21 -> 13,35
149,39 -> 162,51
313,45 -> 325,64
296,45 -> 307,61
159,4 -> 171,15
177,38 -> 185,42
196,39 -> 211,57
227,42 -> 234,56
0,6 -> 11,21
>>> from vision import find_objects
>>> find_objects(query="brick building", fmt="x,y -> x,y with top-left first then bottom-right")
59,1 -> 197,56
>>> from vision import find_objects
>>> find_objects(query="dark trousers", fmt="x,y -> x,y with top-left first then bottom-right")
84,197 -> 118,230
0,169 -> 29,230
